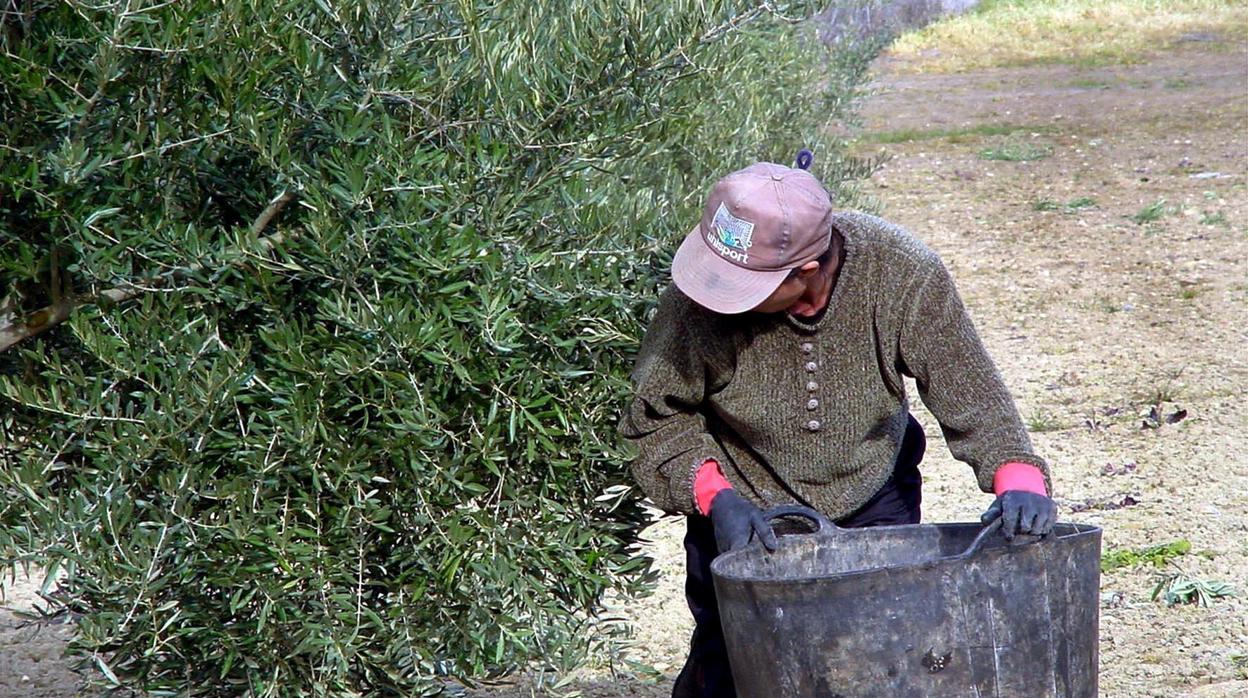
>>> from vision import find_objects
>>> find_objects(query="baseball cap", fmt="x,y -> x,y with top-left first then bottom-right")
671,152 -> 834,314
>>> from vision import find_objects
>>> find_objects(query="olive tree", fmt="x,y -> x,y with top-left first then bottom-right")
0,0 -> 881,693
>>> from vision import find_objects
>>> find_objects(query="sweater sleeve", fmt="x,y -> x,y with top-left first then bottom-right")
619,289 -> 733,515
897,257 -> 1051,494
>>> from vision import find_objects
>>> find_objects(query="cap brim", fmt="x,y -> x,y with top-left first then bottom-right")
671,224 -> 790,315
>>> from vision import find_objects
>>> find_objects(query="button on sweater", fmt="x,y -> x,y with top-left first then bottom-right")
620,212 -> 1049,518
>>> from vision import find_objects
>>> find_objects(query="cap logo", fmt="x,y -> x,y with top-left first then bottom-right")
707,202 -> 755,265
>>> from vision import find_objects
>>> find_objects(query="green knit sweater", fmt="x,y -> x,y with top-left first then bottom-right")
620,211 -> 1048,518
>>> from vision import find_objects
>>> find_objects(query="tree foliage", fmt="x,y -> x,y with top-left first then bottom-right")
0,0 -> 881,693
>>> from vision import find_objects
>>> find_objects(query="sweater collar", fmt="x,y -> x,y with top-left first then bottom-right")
784,216 -> 856,333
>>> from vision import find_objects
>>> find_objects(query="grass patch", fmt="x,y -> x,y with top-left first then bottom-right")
1199,210 -> 1227,226
1136,370 -> 1185,405
1026,411 -> 1063,433
1163,77 -> 1196,89
1068,77 -> 1112,89
979,141 -> 1053,161
888,0 -> 1248,73
1102,539 -> 1190,573
1129,198 -> 1168,224
1098,297 -> 1122,313
1032,196 -> 1097,212
863,123 -> 1055,144
1233,654 -> 1248,680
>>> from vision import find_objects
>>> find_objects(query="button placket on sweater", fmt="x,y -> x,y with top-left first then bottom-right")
800,341 -> 821,432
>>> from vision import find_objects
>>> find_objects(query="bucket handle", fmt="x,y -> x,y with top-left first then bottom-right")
955,518 -> 1003,559
957,518 -> 1046,559
760,505 -> 839,536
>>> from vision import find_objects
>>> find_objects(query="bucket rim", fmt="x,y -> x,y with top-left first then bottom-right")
710,520 -> 1102,586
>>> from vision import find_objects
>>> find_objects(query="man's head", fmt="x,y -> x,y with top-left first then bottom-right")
671,157 -> 833,315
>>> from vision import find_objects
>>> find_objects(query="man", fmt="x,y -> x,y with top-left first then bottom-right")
618,153 -> 1057,697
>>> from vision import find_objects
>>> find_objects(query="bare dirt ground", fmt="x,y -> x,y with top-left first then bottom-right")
4,38 -> 1246,698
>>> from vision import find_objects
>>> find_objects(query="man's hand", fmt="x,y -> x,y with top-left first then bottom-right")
709,489 -> 779,554
980,490 -> 1057,540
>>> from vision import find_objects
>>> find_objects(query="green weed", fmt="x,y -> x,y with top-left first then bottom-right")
1141,389 -> 1182,406
1069,77 -> 1112,89
1130,199 -> 1168,224
1032,196 -> 1097,213
1102,539 -> 1191,573
1233,654 -> 1248,680
1098,297 -> 1123,313
1136,369 -> 1186,406
1152,566 -> 1236,607
1026,411 -> 1063,433
979,142 -> 1053,162
1199,210 -> 1227,226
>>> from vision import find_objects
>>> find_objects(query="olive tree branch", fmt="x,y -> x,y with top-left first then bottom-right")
0,191 -> 297,354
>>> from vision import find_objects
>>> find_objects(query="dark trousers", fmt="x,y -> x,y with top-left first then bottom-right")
671,415 -> 926,698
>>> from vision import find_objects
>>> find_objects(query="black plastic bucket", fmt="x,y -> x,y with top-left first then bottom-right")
710,506 -> 1102,697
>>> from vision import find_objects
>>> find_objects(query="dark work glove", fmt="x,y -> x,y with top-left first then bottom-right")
709,489 -> 779,554
980,490 -> 1058,540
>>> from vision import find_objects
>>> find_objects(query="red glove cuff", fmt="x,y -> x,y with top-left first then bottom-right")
694,459 -> 733,515
993,462 -> 1048,496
